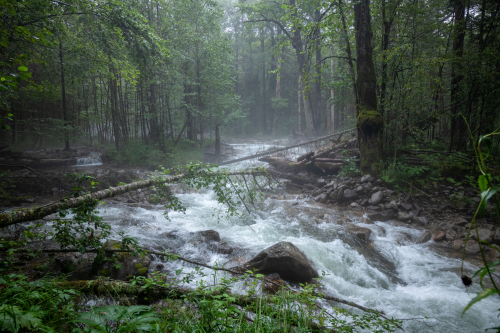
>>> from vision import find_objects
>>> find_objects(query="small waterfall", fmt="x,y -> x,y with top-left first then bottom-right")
76,153 -> 102,166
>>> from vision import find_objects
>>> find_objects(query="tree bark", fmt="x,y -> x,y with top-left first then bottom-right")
59,42 -> 70,151
354,0 -> 384,173
449,0 -> 466,151
289,0 -> 316,136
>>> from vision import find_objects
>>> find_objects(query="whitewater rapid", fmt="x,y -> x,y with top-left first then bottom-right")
95,142 -> 497,332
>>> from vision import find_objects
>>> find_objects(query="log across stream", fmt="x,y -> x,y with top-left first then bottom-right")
4,140 -> 498,332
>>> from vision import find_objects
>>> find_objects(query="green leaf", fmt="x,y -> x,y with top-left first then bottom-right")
463,288 -> 499,314
480,136 -> 492,158
17,66 -> 28,72
481,188 -> 498,203
478,175 -> 490,192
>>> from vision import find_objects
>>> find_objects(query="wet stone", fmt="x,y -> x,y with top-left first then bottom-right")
400,203 -> 413,211
452,239 -> 464,250
412,216 -> 429,226
416,231 -> 432,244
345,224 -> 372,242
433,231 -> 446,242
371,191 -> 384,205
240,241 -> 318,283
368,210 -> 394,222
471,228 -> 494,243
397,211 -> 412,222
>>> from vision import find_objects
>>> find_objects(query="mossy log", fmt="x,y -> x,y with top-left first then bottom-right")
259,156 -> 345,175
0,170 -> 267,228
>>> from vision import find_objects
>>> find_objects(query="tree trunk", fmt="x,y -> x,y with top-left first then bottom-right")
354,0 -> 384,173
449,0 -> 466,151
315,8 -> 322,133
260,27 -> 267,134
330,44 -> 336,132
215,124 -> 221,163
290,0 -> 316,136
59,42 -> 70,151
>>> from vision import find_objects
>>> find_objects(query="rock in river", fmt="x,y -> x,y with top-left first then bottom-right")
368,210 -> 395,222
241,242 -> 318,283
98,240 -> 152,281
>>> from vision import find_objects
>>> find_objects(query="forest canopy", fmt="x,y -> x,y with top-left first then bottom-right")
1,0 -> 499,159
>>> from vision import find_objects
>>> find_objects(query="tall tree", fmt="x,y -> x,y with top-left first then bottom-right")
354,0 -> 384,172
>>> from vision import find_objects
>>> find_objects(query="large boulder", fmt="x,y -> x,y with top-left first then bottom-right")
343,189 -> 358,201
98,240 -> 152,281
368,210 -> 395,222
360,174 -> 372,183
471,228 -> 494,243
345,224 -> 372,242
397,211 -> 412,222
370,191 -> 384,205
241,242 -> 318,283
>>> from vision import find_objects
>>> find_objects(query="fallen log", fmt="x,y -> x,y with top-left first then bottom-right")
314,162 -> 344,173
219,128 -> 356,166
259,156 -> 345,175
297,151 -> 314,162
0,169 -> 268,228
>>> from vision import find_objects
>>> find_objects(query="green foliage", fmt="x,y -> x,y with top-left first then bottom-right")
338,158 -> 361,177
461,122 -> 500,328
73,305 -> 159,333
382,162 -> 431,190
0,274 -> 78,332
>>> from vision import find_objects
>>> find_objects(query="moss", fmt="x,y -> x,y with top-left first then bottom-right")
100,268 -> 111,277
137,267 -> 148,275
357,110 -> 383,135
135,263 -> 143,269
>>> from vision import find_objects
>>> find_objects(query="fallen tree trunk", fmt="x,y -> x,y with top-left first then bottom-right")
297,151 -> 315,162
219,128 -> 356,166
0,170 -> 267,228
259,156 -> 345,175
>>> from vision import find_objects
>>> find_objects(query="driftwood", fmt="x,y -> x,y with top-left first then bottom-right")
0,170 -> 267,228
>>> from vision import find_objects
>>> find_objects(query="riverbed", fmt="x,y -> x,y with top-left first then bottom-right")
81,141 -> 498,332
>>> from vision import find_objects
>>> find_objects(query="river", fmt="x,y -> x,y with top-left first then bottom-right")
85,141 -> 497,332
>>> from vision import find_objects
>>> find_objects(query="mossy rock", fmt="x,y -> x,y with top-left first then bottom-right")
97,240 -> 152,281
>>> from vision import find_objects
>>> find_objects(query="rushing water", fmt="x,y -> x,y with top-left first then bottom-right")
76,152 -> 103,166
94,141 -> 496,332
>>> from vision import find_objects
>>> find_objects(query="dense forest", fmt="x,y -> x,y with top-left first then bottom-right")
2,0 -> 499,155
1,0 -> 500,332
